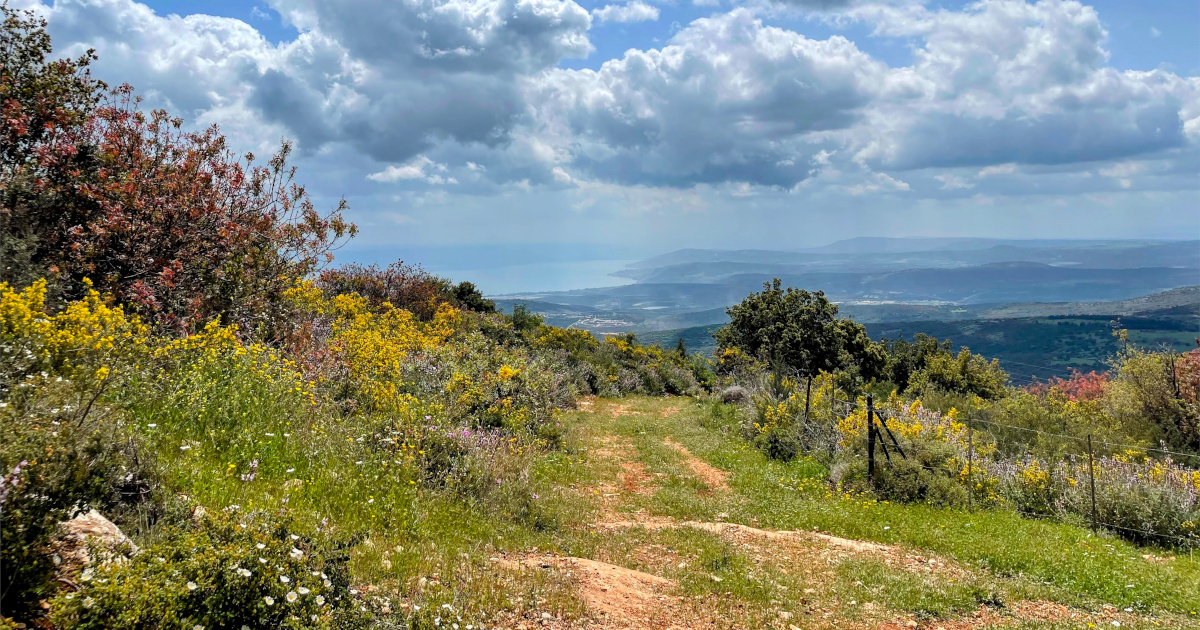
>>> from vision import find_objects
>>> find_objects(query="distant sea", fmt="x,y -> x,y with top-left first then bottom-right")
426,259 -> 638,295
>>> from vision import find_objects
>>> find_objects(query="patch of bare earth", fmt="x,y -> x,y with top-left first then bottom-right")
609,403 -> 634,418
500,554 -> 694,629
663,437 -> 728,491
879,600 -> 1161,630
594,515 -> 969,580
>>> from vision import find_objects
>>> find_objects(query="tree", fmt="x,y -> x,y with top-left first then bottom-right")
880,333 -> 954,392
908,347 -> 1009,400
1,5 -> 104,288
2,10 -> 356,333
452,281 -> 495,314
717,278 -> 882,419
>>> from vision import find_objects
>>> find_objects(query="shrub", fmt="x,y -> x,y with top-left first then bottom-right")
0,389 -> 157,621
2,8 -> 354,332
908,348 -> 1009,400
0,280 -> 160,619
50,509 -> 360,630
721,385 -> 750,405
315,261 -> 456,321
838,457 -> 968,508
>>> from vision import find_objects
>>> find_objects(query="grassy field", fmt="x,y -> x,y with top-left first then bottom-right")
139,393 -> 1200,628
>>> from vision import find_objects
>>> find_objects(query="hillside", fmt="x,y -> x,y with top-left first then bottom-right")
5,13 -> 1199,630
639,287 -> 1200,380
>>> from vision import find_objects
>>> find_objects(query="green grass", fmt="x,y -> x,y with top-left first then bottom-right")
568,396 -> 1200,618
111,379 -> 1200,627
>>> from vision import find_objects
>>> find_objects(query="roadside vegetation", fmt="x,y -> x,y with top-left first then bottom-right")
2,8 -> 1198,629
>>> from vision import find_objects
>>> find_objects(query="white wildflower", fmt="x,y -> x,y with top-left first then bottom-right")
286,591 -> 298,603
186,581 -> 198,591
264,596 -> 274,606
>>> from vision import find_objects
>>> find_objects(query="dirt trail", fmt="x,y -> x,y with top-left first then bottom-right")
558,400 -> 1170,630
502,555 -> 689,629
663,437 -> 729,491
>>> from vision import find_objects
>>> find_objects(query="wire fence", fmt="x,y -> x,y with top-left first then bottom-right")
817,395 -> 1200,549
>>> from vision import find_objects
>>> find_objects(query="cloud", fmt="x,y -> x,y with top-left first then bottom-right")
844,0 -> 1199,171
29,0 -> 1200,203
934,173 -> 974,190
1150,26 -> 1161,38
368,156 -> 457,184
593,2 -> 659,24
977,163 -> 1018,178
39,0 -> 593,165
527,9 -> 885,187
845,172 -> 910,196
1098,160 -> 1144,188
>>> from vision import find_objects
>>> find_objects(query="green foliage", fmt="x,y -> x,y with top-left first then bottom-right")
452,281 -> 495,314
510,303 -> 545,337
1105,346 -> 1200,452
837,448 -> 968,508
50,509 -> 359,630
717,279 -> 879,382
879,333 -> 953,393
908,347 -> 1009,400
0,378 -> 158,619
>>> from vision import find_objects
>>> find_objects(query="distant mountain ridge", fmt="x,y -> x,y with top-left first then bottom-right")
615,240 -> 1200,283
493,239 -> 1200,341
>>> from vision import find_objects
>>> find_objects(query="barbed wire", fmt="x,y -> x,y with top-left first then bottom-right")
775,389 -> 1199,547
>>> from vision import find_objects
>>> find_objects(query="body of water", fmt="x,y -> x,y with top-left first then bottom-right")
427,259 -> 638,294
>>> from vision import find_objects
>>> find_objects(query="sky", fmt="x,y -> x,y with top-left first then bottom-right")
14,0 -> 1200,290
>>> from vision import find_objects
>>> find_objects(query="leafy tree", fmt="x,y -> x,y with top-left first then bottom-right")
1,5 -> 104,288
717,278 -> 882,419
880,333 -> 954,392
1,9 -> 356,333
908,347 -> 1009,400
1106,346 -> 1200,452
510,303 -> 545,337
452,280 -> 495,314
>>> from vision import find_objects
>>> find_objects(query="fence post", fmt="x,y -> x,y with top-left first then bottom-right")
1087,434 -> 1097,534
867,394 -> 876,485
967,422 -> 974,512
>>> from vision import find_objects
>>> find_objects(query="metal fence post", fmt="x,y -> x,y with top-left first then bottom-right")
1087,434 -> 1097,534
867,394 -> 876,485
967,422 -> 974,512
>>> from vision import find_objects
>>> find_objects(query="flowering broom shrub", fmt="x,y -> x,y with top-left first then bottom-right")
50,508 -> 360,630
0,280 -> 158,618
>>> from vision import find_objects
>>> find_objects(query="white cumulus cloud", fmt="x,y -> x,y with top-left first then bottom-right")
592,1 -> 659,24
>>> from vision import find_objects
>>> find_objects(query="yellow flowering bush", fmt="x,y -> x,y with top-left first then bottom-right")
1,279 -> 148,393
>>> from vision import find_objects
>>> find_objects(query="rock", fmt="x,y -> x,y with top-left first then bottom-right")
50,509 -> 138,585
720,386 -> 751,405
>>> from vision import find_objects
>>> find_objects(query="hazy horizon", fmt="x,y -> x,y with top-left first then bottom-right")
17,0 -> 1200,272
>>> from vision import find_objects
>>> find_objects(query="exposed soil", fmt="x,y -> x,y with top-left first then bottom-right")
501,554 -> 693,629
663,437 -> 729,491
547,400 -> 1183,630
619,461 -> 657,495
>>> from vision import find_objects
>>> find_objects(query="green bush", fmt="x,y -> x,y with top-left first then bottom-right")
838,457 -> 967,508
51,509 -> 360,630
0,378 -> 159,621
